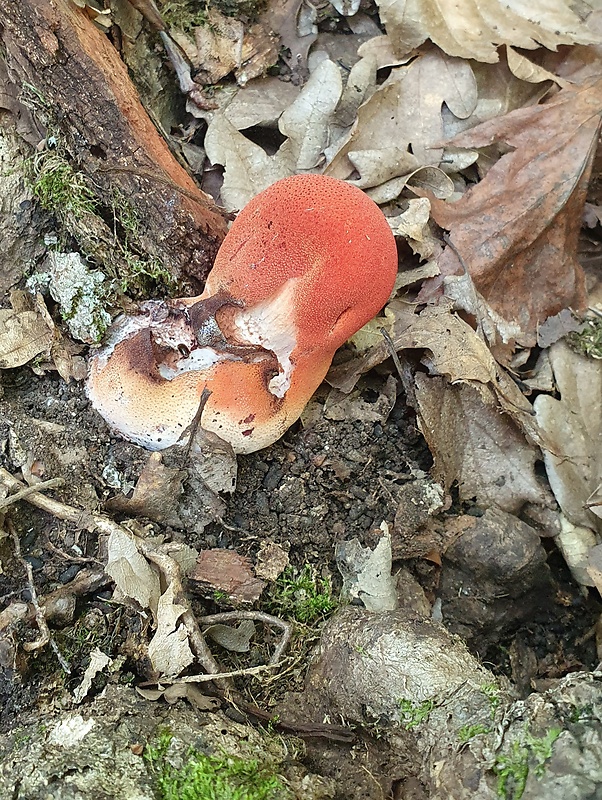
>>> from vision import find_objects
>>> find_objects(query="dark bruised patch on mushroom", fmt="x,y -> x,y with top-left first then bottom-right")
242,428 -> 254,437
123,328 -> 163,382
243,413 -> 256,424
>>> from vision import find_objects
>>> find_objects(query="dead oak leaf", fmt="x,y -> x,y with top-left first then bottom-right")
0,290 -> 54,369
428,76 -> 602,346
376,0 -> 600,63
415,374 -> 550,514
327,50 -> 477,182
106,452 -> 185,528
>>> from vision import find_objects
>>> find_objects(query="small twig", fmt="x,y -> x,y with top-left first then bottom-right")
197,611 -> 293,668
8,520 -> 70,671
137,542 -> 225,684
181,387 -> 212,465
140,664 -> 274,685
0,477 -> 64,510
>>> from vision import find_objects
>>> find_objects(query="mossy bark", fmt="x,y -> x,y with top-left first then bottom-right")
0,0 -> 228,291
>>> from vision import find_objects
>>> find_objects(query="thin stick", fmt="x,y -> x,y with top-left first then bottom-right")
0,477 -> 64,509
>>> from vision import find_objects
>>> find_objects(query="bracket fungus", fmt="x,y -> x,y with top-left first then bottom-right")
87,174 -> 399,453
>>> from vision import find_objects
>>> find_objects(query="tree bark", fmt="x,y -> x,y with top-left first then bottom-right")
0,0 -> 228,287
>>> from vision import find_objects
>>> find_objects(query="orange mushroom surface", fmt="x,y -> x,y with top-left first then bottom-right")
87,174 -> 398,453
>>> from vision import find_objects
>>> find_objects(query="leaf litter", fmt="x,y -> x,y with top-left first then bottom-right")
4,1 -> 602,794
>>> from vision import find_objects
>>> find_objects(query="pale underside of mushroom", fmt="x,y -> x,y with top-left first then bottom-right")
87,283 -> 329,453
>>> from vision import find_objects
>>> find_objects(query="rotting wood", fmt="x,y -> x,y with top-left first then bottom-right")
0,0 -> 229,286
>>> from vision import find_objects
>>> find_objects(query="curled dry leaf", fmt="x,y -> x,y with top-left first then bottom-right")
533,341 -> 602,533
376,0 -> 600,63
204,619 -> 256,653
429,77 -> 602,347
415,374 -> 550,514
148,582 -> 195,678
105,452 -> 185,528
72,648 -> 111,704
105,528 -> 161,614
205,59 -> 343,209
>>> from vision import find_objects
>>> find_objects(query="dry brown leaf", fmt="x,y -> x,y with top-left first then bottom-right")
376,0 -> 600,63
204,113 -> 292,210
506,46 -> 571,88
279,58 -> 343,171
336,525 -> 397,612
0,290 -> 54,369
255,541 -> 289,581
263,0 -> 316,71
324,375 -> 397,424
428,77 -> 602,346
327,50 -> 477,181
204,619 -> 256,652
106,452 -> 185,528
415,374 -> 549,513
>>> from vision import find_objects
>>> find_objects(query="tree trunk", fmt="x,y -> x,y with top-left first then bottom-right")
0,0 -> 228,289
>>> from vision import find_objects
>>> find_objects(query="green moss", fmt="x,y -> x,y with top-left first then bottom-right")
144,731 -> 288,800
458,723 -> 490,744
266,565 -> 338,624
567,318 -> 602,359
396,698 -> 434,731
162,0 -> 209,31
162,0 -> 265,31
27,149 -> 97,220
493,727 -> 561,800
481,682 -> 501,719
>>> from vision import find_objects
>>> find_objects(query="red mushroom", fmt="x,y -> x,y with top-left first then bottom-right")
87,174 -> 398,453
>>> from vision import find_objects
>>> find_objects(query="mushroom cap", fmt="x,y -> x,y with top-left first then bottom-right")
87,174 -> 398,453
203,174 -> 398,355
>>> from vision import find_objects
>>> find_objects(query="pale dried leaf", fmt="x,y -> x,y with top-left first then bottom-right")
506,46 -> 571,88
533,341 -> 602,532
278,58 -> 343,171
330,0 -> 361,16
204,619 -> 256,652
235,22 -> 279,86
264,0 -> 317,70
223,78 -> 300,129
587,544 -> 602,598
105,528 -> 161,613
324,375 -> 397,423
192,9 -> 244,84
555,515 -> 598,587
255,542 -> 289,581
336,525 -> 397,612
327,51 -> 477,180
72,648 -> 111,704
388,198 -> 441,260
148,582 -> 195,678
205,114 -> 293,210
0,291 -> 54,369
376,0 -> 600,63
